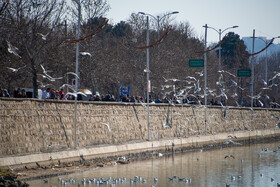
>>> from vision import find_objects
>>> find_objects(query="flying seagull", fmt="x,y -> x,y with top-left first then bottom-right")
66,72 -> 80,79
40,64 -> 52,75
37,33 -> 49,40
7,41 -> 22,58
80,52 -> 92,57
7,65 -> 26,72
99,122 -> 111,132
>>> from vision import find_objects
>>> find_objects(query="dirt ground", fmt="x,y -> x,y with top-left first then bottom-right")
11,159 -> 126,181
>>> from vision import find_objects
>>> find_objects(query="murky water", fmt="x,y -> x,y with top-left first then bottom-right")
27,141 -> 280,187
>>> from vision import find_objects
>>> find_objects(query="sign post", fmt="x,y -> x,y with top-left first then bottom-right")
237,70 -> 251,77
189,59 -> 204,67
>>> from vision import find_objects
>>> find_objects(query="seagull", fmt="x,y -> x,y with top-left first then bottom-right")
248,92 -> 261,100
99,122 -> 111,132
216,74 -> 225,86
256,99 -> 264,107
230,79 -> 238,87
45,74 -> 63,82
261,79 -> 267,87
65,91 -> 87,98
144,68 -> 151,73
66,72 -> 80,79
168,78 -> 180,82
7,65 -> 26,72
231,91 -> 238,98
40,64 -> 53,75
80,52 -> 92,57
37,32 -> 49,40
163,121 -> 172,128
237,86 -> 245,91
161,85 -> 172,90
218,70 -> 236,77
195,70 -> 203,76
216,92 -> 228,100
59,84 -> 75,91
37,81 -> 53,88
185,76 -> 197,81
269,72 -> 280,81
224,154 -> 235,159
7,41 -> 22,58
194,80 -> 201,93
162,76 -> 168,82
40,65 -> 62,81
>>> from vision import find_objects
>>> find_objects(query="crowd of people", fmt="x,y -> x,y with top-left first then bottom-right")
0,87 -> 279,108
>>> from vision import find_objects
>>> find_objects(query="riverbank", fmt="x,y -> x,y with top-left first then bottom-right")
1,128 -> 279,181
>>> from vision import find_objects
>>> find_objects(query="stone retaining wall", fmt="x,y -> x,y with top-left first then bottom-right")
0,98 -> 279,157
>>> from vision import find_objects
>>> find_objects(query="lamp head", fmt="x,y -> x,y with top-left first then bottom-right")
172,11 -> 179,14
232,26 -> 239,28
138,12 -> 145,15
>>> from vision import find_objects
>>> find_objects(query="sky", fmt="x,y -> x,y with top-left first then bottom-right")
106,0 -> 280,44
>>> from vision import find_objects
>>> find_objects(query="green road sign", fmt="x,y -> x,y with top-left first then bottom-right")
189,59 -> 204,67
237,69 -> 251,77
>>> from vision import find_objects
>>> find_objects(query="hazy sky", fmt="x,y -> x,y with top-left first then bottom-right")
106,0 -> 280,44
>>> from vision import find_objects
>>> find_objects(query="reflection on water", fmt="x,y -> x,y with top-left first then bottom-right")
28,141 -> 280,187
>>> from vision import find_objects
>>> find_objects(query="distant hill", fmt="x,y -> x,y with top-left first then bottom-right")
242,37 -> 280,57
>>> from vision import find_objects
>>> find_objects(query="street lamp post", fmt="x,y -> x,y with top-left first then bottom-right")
255,36 -> 280,107
146,16 -> 150,141
202,24 -> 208,135
74,0 -> 81,149
138,11 -> 179,39
138,11 -> 178,141
256,37 -> 269,108
207,25 -> 239,70
251,29 -> 256,130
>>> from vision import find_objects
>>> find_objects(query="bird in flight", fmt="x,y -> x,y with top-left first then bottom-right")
6,41 -> 22,58
7,65 -> 26,73
224,154 -> 235,159
66,72 -> 80,79
99,122 -> 111,132
80,52 -> 92,57
37,32 -> 49,40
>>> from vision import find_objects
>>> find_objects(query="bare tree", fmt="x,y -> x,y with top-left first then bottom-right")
1,0 -> 66,98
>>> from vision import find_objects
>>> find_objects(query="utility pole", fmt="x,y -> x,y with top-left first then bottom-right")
74,0 -> 81,149
203,24 -> 208,135
250,29 -> 255,130
146,16 -> 150,141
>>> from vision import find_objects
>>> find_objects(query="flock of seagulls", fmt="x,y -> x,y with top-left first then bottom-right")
44,175 -> 192,186
5,40 -> 89,94
5,37 -> 280,108
38,143 -> 279,187
160,68 -> 280,109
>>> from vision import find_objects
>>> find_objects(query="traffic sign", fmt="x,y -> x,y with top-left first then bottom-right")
237,70 -> 251,77
189,59 -> 204,67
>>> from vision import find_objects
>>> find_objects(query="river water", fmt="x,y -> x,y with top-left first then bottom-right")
27,141 -> 280,187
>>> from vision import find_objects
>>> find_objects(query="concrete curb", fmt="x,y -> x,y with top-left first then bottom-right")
1,128 -> 279,167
